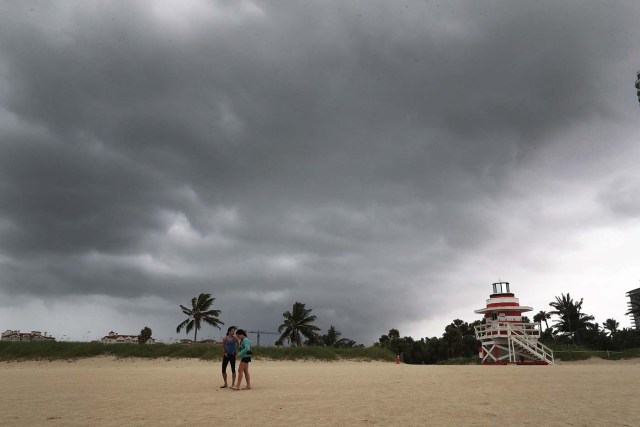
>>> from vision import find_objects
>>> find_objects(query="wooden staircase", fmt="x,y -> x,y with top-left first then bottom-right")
509,331 -> 554,364
475,321 -> 554,364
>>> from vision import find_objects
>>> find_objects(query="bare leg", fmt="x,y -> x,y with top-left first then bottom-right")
232,372 -> 236,388
234,364 -> 244,390
243,365 -> 251,389
222,372 -> 228,387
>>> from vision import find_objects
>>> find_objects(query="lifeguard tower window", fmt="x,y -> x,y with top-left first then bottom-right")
492,282 -> 510,294
491,313 -> 498,320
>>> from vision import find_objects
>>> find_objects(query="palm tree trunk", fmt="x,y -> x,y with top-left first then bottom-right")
194,329 -> 198,343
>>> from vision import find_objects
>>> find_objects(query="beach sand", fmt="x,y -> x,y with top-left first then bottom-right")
1,357 -> 638,426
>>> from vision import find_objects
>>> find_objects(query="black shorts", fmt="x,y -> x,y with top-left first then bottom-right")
222,354 -> 236,373
240,356 -> 251,363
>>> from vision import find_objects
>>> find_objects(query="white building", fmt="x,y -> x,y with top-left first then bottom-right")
100,331 -> 155,344
1,330 -> 56,342
627,287 -> 640,330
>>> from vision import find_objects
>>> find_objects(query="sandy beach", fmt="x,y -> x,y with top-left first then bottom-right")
1,357 -> 638,426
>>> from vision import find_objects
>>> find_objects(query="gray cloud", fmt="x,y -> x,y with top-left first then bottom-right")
1,1 -> 639,343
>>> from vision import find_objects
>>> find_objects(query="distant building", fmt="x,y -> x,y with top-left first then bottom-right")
1,330 -> 56,342
627,287 -> 640,330
100,331 -> 156,344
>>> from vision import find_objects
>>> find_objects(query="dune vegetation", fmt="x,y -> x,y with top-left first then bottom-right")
0,340 -> 395,362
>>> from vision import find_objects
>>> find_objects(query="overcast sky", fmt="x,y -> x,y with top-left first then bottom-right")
1,1 -> 639,345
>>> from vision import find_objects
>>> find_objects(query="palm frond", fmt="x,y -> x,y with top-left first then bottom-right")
176,319 -> 190,333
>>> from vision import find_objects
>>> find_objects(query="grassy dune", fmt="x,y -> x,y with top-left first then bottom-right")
552,347 -> 640,361
0,341 -> 395,362
2,341 -> 638,363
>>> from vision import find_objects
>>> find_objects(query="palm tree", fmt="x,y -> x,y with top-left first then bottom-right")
603,318 -> 619,336
277,302 -> 321,346
176,293 -> 224,342
533,310 -> 551,330
339,339 -> 358,348
323,325 -> 341,346
304,333 -> 324,346
322,325 -> 353,347
549,293 -> 595,345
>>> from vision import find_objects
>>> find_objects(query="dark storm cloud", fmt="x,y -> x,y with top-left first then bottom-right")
1,1 -> 639,343
597,173 -> 640,220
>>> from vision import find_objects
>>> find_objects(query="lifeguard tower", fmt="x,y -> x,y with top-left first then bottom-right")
474,282 -> 554,365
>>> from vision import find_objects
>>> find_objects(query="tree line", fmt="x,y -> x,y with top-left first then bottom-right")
375,292 -> 640,364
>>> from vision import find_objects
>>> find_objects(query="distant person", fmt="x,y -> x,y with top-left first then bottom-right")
220,326 -> 239,388
232,329 -> 251,390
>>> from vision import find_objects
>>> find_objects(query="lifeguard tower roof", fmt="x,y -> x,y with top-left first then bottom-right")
474,305 -> 533,314
474,281 -> 532,314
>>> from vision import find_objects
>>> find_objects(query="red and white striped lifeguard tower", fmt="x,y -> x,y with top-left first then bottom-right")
474,281 -> 554,365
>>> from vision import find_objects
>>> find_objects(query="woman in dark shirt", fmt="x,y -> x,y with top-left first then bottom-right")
220,326 -> 239,388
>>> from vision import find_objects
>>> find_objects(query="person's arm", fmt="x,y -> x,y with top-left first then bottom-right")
237,338 -> 248,357
222,337 -> 227,356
